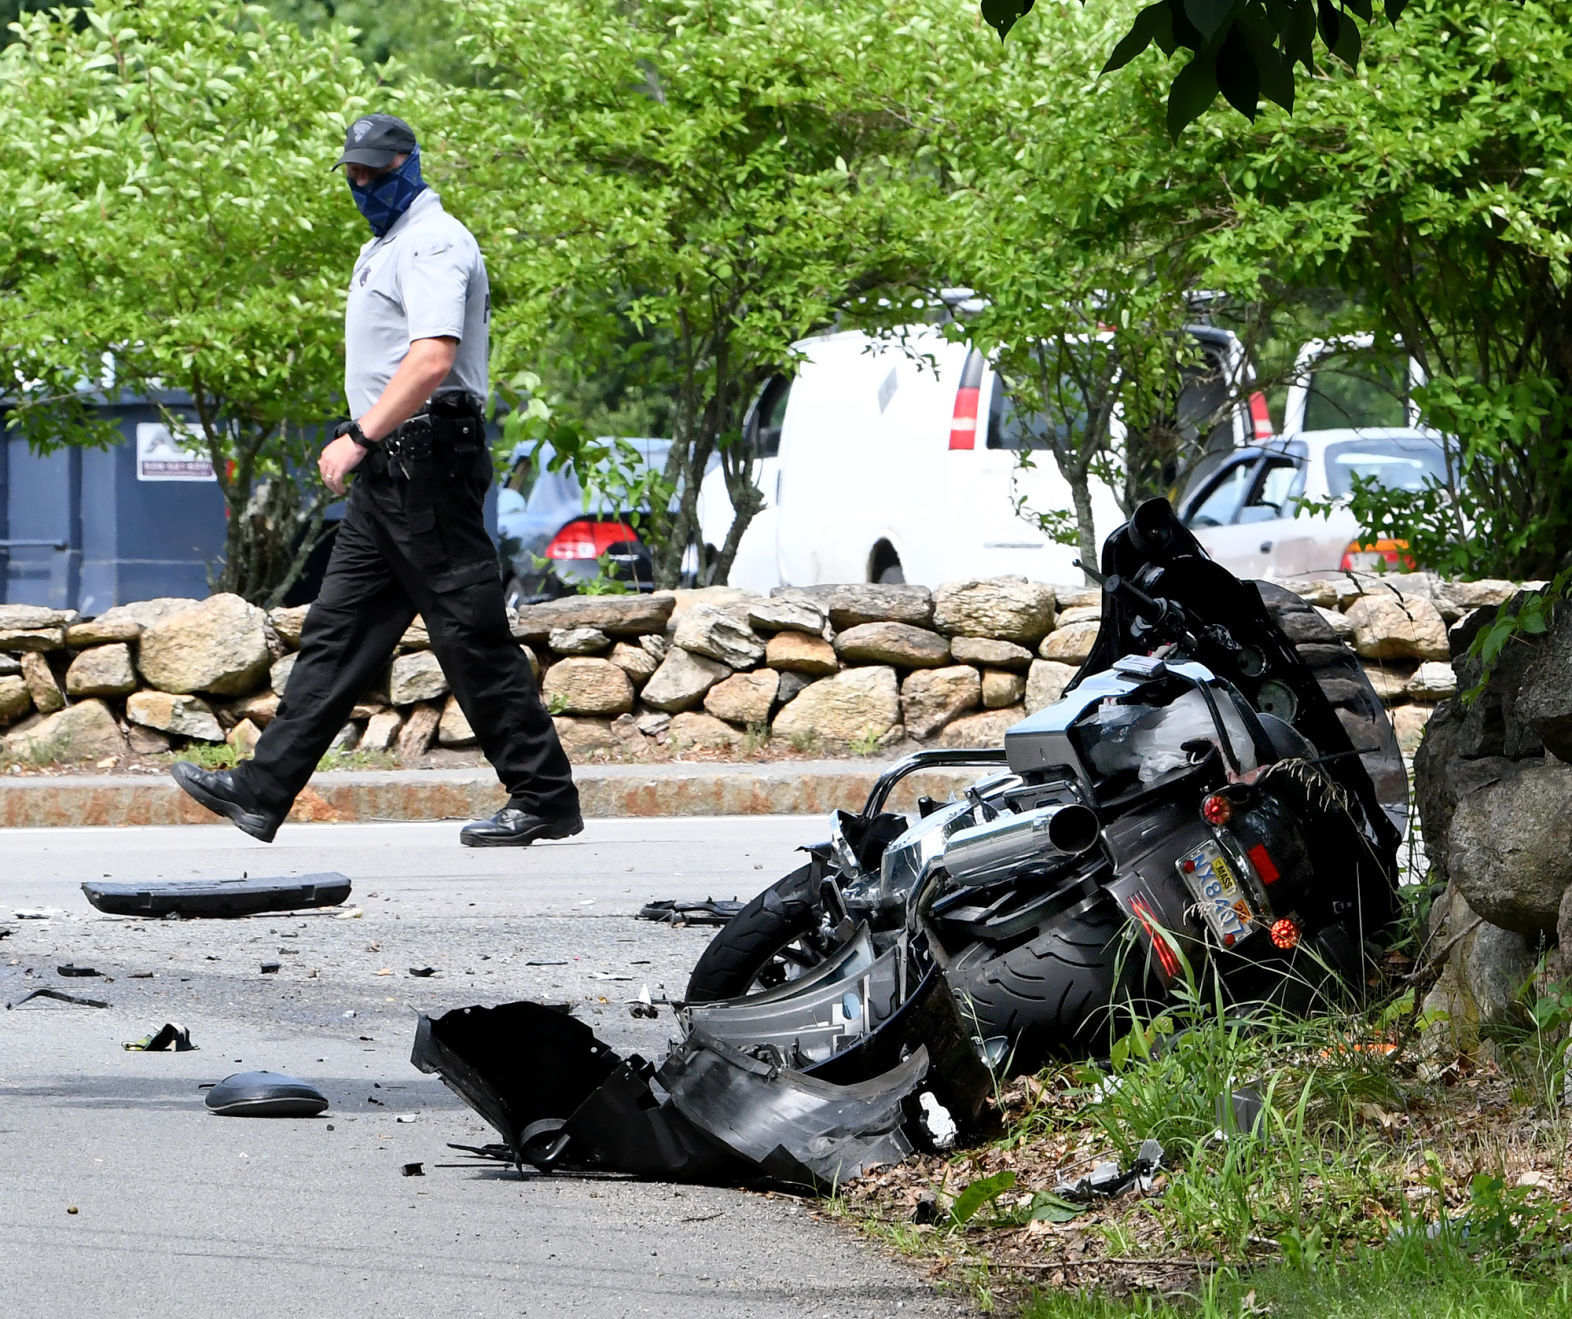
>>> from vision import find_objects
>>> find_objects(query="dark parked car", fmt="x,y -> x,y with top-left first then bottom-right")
496,438 -> 672,609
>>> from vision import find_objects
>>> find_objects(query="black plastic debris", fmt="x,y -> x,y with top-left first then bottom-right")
82,874 -> 352,918
637,898 -> 746,927
124,1023 -> 196,1052
401,1163 -> 425,1177
412,1002 -> 750,1183
7,988 -> 109,1010
260,962 -> 281,975
629,985 -> 659,1019
661,1028 -> 927,1185
1053,1137 -> 1165,1201
205,1071 -> 329,1117
412,995 -> 973,1190
446,1143 -> 513,1162
408,967 -> 438,978
57,964 -> 101,977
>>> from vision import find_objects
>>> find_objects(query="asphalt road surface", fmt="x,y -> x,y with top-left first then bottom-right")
0,818 -> 969,1319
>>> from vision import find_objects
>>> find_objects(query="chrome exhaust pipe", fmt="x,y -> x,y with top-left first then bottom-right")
941,802 -> 1100,888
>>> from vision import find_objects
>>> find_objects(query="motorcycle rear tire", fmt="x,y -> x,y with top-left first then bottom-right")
684,862 -> 824,1003
945,897 -> 1133,1071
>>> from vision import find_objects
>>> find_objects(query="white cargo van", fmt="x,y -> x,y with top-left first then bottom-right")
697,324 -> 1264,591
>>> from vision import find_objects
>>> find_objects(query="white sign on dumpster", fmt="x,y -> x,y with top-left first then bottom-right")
136,421 -> 216,482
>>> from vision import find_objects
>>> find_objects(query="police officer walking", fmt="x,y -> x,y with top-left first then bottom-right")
172,114 -> 581,848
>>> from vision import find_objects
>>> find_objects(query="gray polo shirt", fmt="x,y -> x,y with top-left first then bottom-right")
344,189 -> 489,418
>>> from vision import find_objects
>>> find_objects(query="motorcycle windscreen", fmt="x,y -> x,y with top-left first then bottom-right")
1073,687 -> 1260,790
1245,581 -> 1410,843
1315,649 -> 1410,841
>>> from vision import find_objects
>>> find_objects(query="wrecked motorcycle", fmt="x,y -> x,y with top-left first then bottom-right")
686,498 -> 1408,1070
410,499 -> 1407,1188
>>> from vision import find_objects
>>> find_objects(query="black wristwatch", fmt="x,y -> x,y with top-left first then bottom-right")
336,419 -> 376,449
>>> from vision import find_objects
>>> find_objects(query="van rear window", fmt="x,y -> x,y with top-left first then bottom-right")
986,381 -> 1083,451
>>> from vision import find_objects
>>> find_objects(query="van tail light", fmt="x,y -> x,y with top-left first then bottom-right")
949,386 -> 980,450
1248,391 -> 1273,441
1340,538 -> 1415,573
546,519 -> 639,560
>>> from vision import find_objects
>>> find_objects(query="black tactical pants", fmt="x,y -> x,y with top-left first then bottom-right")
243,436 -> 578,820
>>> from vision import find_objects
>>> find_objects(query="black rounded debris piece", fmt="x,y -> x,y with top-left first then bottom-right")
204,1071 -> 329,1117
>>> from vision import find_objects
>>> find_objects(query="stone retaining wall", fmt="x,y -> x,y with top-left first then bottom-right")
0,572 -> 1522,768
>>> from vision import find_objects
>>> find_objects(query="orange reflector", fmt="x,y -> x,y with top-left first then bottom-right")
1270,918 -> 1301,950
1202,794 -> 1232,826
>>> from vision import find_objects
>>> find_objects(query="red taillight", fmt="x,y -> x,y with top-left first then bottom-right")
1202,794 -> 1233,826
1130,896 -> 1182,978
546,519 -> 639,560
1270,918 -> 1301,950
1248,843 -> 1280,884
1248,390 -> 1273,441
1340,538 -> 1416,573
949,386 -> 980,450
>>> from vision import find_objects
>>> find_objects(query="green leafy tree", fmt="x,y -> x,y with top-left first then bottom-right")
919,3 -> 1272,570
0,0 -> 376,604
452,0 -> 946,588
984,0 -> 1409,136
1194,0 -> 1572,580
259,1 -> 478,84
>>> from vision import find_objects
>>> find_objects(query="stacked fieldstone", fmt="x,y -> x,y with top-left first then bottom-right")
0,570 -> 1521,766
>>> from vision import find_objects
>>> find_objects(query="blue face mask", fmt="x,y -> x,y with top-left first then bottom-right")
349,146 -> 427,237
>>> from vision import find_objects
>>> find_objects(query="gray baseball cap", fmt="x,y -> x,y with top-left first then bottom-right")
335,113 -> 417,169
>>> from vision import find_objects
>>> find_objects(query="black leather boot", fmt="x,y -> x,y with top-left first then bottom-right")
459,807 -> 585,848
169,762 -> 286,843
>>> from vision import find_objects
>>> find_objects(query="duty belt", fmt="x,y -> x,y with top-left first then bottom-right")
368,408 -> 484,481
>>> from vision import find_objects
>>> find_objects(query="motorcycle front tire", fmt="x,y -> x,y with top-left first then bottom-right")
684,862 -> 824,1003
944,895 -> 1136,1071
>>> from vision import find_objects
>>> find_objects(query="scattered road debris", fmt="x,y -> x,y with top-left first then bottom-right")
204,1071 -> 330,1117
1053,1138 -> 1165,1202
124,1023 -> 196,1052
0,928 -> 11,940
525,960 -> 567,967
446,1142 -> 512,1162
408,967 -> 438,978
629,985 -> 658,1019
14,909 -> 61,920
401,1163 -> 424,1177
412,933 -> 992,1191
8,988 -> 110,1010
260,962 -> 281,975
588,972 -> 632,982
56,964 -> 101,977
81,874 -> 353,918
637,898 -> 746,927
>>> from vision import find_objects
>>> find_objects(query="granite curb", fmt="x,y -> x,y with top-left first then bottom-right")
0,760 -> 985,830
